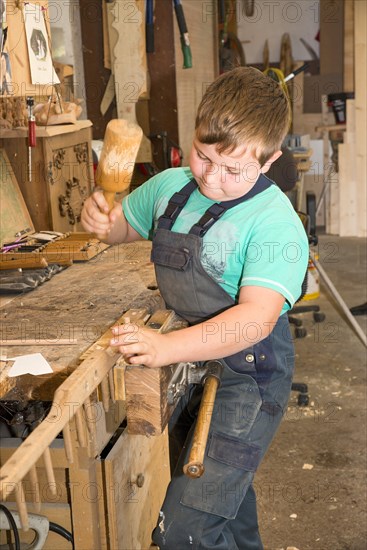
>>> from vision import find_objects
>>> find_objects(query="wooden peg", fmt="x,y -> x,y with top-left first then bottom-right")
100,377 -> 110,412
75,407 -> 87,447
42,447 -> 57,495
15,482 -> 29,531
28,465 -> 41,512
83,396 -> 97,438
108,369 -> 115,401
62,423 -> 74,463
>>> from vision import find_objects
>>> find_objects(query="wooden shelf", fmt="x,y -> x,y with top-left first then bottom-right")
0,119 -> 92,139
315,124 -> 347,132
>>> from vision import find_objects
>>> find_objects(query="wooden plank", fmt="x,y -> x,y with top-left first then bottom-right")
354,0 -> 367,237
68,455 -> 102,549
338,141 -> 357,236
344,0 -> 355,92
0,120 -> 92,139
0,339 -> 75,346
320,0 -> 344,76
125,310 -> 188,435
336,99 -> 354,234
101,427 -> 170,550
95,461 -> 109,550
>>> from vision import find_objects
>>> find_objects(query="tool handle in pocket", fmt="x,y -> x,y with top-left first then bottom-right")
183,375 -> 219,478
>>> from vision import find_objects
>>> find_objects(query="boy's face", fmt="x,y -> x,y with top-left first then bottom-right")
189,139 -> 281,202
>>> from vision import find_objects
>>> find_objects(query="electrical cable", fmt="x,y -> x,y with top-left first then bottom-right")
0,504 -> 74,549
0,503 -> 21,550
49,521 -> 75,548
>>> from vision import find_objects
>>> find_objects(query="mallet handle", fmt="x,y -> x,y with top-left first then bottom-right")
103,191 -> 116,211
183,374 -> 219,478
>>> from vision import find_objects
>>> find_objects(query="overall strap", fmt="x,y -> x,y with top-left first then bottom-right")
157,178 -> 198,230
189,174 -> 273,237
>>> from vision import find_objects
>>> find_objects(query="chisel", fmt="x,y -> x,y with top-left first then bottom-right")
26,96 -> 36,182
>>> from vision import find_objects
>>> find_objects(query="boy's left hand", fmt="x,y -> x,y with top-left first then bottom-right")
110,323 -> 170,368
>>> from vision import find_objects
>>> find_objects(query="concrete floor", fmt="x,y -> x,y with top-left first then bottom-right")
258,235 -> 367,550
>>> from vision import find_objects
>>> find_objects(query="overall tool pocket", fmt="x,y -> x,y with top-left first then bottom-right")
151,243 -> 192,271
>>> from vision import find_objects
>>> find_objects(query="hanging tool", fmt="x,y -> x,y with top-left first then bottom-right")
218,0 -> 246,73
26,96 -> 36,183
264,62 -> 309,88
173,0 -> 192,68
183,360 -> 223,478
243,0 -> 255,17
95,119 -> 143,211
284,62 -> 309,83
299,37 -> 319,73
146,0 -> 154,53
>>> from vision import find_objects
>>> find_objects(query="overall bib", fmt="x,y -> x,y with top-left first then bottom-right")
151,176 -> 295,550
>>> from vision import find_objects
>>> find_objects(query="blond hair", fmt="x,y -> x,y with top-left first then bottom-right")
195,67 -> 291,166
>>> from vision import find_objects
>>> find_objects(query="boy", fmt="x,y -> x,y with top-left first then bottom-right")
81,67 -> 309,549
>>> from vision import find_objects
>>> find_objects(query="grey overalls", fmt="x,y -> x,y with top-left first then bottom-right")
151,175 -> 295,550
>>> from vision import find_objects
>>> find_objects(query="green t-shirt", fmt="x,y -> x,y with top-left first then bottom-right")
123,167 -> 309,315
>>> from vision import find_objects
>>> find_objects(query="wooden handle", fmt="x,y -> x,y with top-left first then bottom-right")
103,190 -> 116,211
183,375 -> 220,478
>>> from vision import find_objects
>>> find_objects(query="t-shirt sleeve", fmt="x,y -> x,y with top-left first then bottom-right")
240,221 -> 309,309
122,173 -> 162,239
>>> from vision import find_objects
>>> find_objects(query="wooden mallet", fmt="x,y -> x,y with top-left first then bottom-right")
95,119 -> 143,211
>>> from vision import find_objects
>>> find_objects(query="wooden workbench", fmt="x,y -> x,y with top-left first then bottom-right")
0,241 -> 161,390
0,240 -> 171,550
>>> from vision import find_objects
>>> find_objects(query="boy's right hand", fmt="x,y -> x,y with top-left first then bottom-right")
81,190 -> 122,241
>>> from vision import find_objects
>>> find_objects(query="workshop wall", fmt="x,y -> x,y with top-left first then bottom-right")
237,0 -> 345,114
236,0 -> 320,65
173,0 -> 218,164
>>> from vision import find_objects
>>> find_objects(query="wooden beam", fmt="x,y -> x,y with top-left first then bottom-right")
125,310 -> 187,435
344,0 -> 355,92
354,0 -> 367,237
